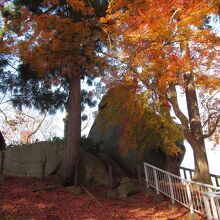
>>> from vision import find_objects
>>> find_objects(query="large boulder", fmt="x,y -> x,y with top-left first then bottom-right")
107,177 -> 140,199
117,177 -> 140,198
79,152 -> 109,186
88,92 -> 185,176
98,152 -> 126,185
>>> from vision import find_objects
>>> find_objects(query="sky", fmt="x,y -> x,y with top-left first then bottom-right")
175,94 -> 220,176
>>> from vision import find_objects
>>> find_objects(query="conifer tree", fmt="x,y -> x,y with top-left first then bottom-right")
1,0 -> 109,185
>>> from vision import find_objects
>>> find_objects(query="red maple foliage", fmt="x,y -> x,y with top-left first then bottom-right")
0,176 -> 205,220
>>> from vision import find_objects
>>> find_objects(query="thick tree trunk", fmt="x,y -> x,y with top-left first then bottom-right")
168,84 -> 212,184
184,75 -> 212,184
57,75 -> 81,186
174,37 -> 212,184
0,131 -> 6,152
192,142 -> 212,183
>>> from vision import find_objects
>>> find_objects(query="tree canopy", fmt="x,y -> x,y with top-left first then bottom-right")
1,0 -> 219,185
101,0 -> 220,183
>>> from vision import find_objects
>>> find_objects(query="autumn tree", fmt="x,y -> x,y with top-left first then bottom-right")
102,0 -> 220,183
98,82 -> 183,157
1,0 -> 110,185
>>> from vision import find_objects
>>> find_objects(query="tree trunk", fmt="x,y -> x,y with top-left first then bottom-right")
169,81 -> 211,184
177,37 -> 212,184
168,84 -> 212,184
192,142 -> 212,183
184,75 -> 212,184
57,75 -> 81,186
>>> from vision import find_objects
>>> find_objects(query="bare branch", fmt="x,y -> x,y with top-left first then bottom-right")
81,108 -> 92,132
27,112 -> 47,143
203,114 -> 220,138
202,111 -> 219,128
167,84 -> 199,148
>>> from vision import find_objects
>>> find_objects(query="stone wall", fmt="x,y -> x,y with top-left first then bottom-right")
2,142 -> 110,186
3,142 -> 64,177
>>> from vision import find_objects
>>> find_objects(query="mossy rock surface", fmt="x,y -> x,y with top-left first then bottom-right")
117,177 -> 140,198
79,152 -> 109,186
143,188 -> 154,197
65,186 -> 83,196
152,193 -> 164,202
107,189 -> 118,199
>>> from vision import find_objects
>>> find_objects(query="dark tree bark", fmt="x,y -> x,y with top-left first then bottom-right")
57,75 -> 81,186
0,131 -> 6,151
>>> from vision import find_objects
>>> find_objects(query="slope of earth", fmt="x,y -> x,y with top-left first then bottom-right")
0,176 -> 205,220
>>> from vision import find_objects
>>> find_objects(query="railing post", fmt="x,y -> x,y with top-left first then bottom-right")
203,193 -> 213,220
41,157 -> 46,182
215,177 -> 219,187
189,171 -> 193,179
168,175 -> 175,204
153,168 -> 159,194
144,163 -> 149,188
0,152 -> 5,178
183,169 -> 187,179
217,196 -> 220,217
186,182 -> 193,213
208,189 -> 218,219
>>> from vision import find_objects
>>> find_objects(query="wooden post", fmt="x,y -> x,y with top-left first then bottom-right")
108,164 -> 113,189
0,152 -> 5,178
41,157 -> 46,182
137,164 -> 142,191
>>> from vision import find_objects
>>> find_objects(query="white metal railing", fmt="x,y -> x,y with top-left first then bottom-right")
144,162 -> 220,218
203,192 -> 220,220
180,166 -> 220,187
